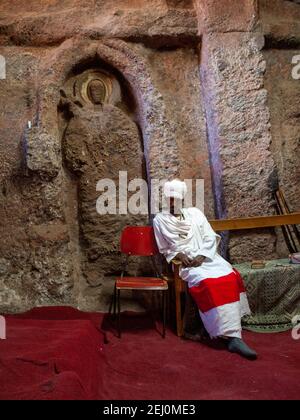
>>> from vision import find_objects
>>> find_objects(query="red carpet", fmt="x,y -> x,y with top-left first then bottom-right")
0,307 -> 299,400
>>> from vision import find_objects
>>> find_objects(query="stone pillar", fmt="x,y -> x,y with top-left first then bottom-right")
194,0 -> 278,262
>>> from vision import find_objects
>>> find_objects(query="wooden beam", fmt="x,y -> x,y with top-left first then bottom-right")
209,212 -> 300,232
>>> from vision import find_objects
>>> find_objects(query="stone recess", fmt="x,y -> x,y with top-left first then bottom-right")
264,49 -> 300,213
264,49 -> 300,256
260,0 -> 300,47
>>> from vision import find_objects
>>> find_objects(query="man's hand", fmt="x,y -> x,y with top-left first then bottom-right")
175,253 -> 193,267
190,255 -> 206,267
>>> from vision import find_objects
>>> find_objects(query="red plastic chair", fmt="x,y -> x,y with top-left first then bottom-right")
112,226 -> 168,338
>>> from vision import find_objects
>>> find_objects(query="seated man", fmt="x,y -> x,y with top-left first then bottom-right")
153,180 -> 257,360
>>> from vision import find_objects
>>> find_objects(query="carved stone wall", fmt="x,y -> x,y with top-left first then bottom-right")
0,0 -> 299,312
264,49 -> 300,255
0,35 -> 211,312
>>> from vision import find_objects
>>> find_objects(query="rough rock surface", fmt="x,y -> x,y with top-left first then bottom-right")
194,0 -> 258,33
260,0 -> 300,47
0,0 -> 299,311
200,32 -> 278,261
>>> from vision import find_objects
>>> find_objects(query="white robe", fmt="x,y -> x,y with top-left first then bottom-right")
153,207 -> 250,338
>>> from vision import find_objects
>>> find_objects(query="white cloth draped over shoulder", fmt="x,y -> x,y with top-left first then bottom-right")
153,207 -> 233,287
153,207 -> 251,339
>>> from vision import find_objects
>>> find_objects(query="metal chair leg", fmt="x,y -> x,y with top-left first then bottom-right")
108,294 -> 113,316
117,289 -> 121,338
162,290 -> 167,338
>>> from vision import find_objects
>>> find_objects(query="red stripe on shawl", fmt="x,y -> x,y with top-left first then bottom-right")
189,269 -> 246,313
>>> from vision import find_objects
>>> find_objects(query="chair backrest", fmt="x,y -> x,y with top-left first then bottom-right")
120,226 -> 159,256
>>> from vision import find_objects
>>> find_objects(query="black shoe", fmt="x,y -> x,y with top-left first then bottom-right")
228,338 -> 258,360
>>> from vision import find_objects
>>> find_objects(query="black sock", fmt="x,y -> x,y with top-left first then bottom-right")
227,338 -> 258,360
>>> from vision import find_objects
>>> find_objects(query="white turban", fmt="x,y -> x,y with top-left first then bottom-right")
163,180 -> 187,200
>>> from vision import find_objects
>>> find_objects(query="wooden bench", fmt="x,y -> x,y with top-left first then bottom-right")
172,212 -> 300,337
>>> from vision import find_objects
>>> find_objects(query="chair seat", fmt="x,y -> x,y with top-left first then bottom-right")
116,276 -> 168,290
